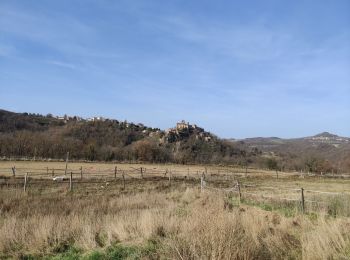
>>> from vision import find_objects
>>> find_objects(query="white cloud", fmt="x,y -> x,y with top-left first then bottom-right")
45,60 -> 79,70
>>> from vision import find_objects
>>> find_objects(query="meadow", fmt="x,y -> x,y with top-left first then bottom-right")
0,161 -> 350,259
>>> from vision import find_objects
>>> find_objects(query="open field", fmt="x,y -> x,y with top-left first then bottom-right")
1,161 -> 350,259
1,160 -> 349,181
0,160 -> 293,178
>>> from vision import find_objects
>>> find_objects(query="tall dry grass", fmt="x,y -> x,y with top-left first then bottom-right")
0,186 -> 349,259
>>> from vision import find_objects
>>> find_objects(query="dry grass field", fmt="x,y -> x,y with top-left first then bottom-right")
0,161 -> 350,259
0,160 -> 285,178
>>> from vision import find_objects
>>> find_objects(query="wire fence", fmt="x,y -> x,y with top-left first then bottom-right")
200,175 -> 350,217
1,165 -> 350,217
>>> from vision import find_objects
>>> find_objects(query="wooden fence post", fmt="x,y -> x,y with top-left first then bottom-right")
69,172 -> 73,192
237,180 -> 241,204
140,167 -> 143,179
52,169 -> 55,177
80,166 -> 83,180
33,147 -> 37,161
301,188 -> 305,214
64,152 -> 69,175
168,170 -> 171,185
122,171 -> 125,190
114,166 -> 117,181
12,166 -> 16,177
200,175 -> 204,192
23,172 -> 28,192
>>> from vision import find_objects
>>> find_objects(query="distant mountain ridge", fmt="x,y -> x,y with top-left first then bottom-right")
304,132 -> 349,145
230,132 -> 350,173
233,132 -> 349,146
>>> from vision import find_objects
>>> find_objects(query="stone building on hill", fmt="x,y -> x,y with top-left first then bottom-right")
164,120 -> 212,143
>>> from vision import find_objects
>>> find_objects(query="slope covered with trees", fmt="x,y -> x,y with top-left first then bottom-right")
0,109 -> 255,164
1,109 -> 349,172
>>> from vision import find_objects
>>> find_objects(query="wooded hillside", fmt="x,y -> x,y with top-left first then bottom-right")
1,109 -> 349,172
0,110 -> 254,165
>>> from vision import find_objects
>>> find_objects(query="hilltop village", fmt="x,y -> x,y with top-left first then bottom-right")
164,120 -> 212,143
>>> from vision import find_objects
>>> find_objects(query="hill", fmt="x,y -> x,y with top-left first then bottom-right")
0,109 -> 254,165
1,109 -> 349,172
230,132 -> 350,172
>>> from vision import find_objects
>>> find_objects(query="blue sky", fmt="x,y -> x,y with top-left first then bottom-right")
0,0 -> 349,138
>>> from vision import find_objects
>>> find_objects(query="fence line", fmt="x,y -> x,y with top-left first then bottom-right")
242,191 -> 300,202
305,189 -> 346,195
1,165 -> 349,187
1,165 -> 349,177
201,177 -> 349,215
1,165 -> 349,215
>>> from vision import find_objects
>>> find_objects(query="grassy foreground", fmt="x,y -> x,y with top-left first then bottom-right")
0,179 -> 350,260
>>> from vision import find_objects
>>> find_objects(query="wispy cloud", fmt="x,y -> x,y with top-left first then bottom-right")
142,14 -> 293,62
45,60 -> 79,70
0,4 -> 97,57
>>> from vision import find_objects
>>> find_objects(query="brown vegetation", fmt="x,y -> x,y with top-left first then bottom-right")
0,171 -> 350,259
0,109 -> 253,165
